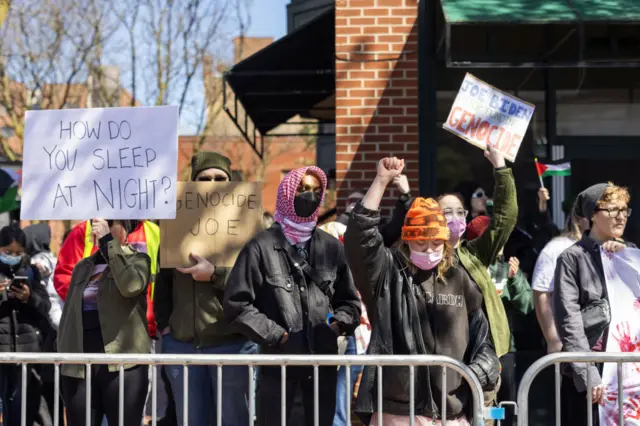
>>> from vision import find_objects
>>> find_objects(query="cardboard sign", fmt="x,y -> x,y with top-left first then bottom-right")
20,106 -> 178,220
443,73 -> 535,162
160,181 -> 263,268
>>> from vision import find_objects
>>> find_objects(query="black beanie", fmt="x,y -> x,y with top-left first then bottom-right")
190,152 -> 232,181
575,183 -> 611,220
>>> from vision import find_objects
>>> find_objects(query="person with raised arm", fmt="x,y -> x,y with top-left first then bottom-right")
344,157 -> 499,426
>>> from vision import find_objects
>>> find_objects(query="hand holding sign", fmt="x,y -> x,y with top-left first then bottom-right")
443,73 -> 535,162
91,218 -> 110,240
177,253 -> 215,282
484,146 -> 506,169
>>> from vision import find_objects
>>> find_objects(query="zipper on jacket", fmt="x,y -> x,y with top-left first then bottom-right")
405,272 -> 439,422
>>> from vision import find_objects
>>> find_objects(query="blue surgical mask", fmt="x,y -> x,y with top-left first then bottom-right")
0,253 -> 22,266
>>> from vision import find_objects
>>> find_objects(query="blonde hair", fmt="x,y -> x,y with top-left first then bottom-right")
561,198 -> 583,241
397,241 -> 456,279
597,182 -> 631,208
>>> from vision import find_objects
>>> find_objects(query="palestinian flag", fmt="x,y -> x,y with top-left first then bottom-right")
536,161 -> 571,178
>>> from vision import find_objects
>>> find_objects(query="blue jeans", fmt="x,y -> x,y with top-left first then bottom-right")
163,335 -> 258,426
332,336 -> 363,426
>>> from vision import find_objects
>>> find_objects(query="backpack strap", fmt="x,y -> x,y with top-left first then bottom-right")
280,242 -> 335,299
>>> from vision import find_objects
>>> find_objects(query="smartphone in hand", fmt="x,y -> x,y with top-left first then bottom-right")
9,276 -> 28,291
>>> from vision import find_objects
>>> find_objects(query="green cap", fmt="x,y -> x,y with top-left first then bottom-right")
190,152 -> 232,181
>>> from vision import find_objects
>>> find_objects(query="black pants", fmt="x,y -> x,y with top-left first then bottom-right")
560,375 -> 599,426
61,329 -> 149,426
497,353 -> 516,426
61,364 -> 149,426
257,366 -> 337,426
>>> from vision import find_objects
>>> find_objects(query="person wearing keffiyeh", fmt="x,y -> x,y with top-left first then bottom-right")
224,166 -> 361,426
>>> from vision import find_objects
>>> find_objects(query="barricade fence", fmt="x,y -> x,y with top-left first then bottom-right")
517,352 -> 640,426
0,353 -> 487,426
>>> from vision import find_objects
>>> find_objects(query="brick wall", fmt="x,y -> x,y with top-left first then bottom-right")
335,0 -> 418,217
179,136 -> 317,215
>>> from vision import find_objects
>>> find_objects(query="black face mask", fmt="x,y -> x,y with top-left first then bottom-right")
294,191 -> 321,218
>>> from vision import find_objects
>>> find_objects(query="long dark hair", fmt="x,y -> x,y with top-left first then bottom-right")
0,222 -> 27,250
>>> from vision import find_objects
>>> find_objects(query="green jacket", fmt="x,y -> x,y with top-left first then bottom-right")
58,239 -> 151,378
487,260 -> 534,352
456,168 -> 517,358
155,265 -> 244,347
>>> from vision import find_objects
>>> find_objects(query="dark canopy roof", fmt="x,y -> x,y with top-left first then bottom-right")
226,8 -> 335,135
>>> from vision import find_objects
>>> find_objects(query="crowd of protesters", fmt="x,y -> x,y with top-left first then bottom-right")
0,147 -> 633,426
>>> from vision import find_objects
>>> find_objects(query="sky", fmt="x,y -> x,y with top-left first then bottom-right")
246,0 -> 289,39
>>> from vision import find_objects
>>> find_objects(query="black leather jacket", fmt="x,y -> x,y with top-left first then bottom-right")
344,204 -> 500,422
223,224 -> 361,354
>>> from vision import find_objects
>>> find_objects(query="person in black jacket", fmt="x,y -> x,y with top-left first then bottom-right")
344,158 -> 500,426
553,182 -> 633,426
0,223 -> 51,426
224,166 -> 361,426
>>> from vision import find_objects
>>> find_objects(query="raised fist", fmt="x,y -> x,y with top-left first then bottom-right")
376,157 -> 404,183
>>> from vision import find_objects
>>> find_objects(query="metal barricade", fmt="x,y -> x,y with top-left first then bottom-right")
0,352 -> 487,426
517,351 -> 640,426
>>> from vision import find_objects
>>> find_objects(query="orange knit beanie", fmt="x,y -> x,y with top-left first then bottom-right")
401,197 -> 450,242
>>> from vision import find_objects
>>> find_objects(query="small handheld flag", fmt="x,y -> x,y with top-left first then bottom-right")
534,158 -> 571,188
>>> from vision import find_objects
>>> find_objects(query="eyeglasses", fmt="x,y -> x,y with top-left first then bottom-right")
595,207 -> 632,218
442,208 -> 468,219
196,177 -> 228,182
472,190 -> 486,199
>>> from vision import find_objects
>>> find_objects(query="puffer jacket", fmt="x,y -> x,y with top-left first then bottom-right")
0,260 -> 50,353
344,204 -> 500,423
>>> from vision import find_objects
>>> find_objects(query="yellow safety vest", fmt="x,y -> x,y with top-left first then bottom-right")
82,221 -> 160,297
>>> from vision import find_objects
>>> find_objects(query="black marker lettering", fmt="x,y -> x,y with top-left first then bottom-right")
92,149 -> 105,170
227,219 -> 239,236
43,145 -> 57,169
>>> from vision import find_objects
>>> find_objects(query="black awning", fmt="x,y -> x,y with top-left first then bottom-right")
225,8 -> 335,136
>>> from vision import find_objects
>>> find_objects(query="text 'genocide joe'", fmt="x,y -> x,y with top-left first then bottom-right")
179,190 -> 259,237
47,120 -> 172,210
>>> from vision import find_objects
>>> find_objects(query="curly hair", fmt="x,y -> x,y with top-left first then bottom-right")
597,182 -> 630,208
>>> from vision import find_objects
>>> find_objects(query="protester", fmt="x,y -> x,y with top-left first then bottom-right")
318,221 -> 372,426
53,219 -> 160,338
437,147 -> 517,420
23,224 -> 60,330
224,166 -> 361,426
155,152 -> 257,426
553,183 -> 633,426
344,157 -> 499,426
453,180 -> 490,221
532,201 -> 589,354
24,223 -> 65,426
0,223 -> 51,426
336,174 -> 413,247
58,218 -> 151,426
467,216 -> 534,426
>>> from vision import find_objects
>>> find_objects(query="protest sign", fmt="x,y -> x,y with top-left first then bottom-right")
20,106 -> 178,220
160,181 -> 263,268
443,73 -> 535,162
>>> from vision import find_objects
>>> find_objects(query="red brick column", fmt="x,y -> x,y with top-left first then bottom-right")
335,0 -> 419,217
